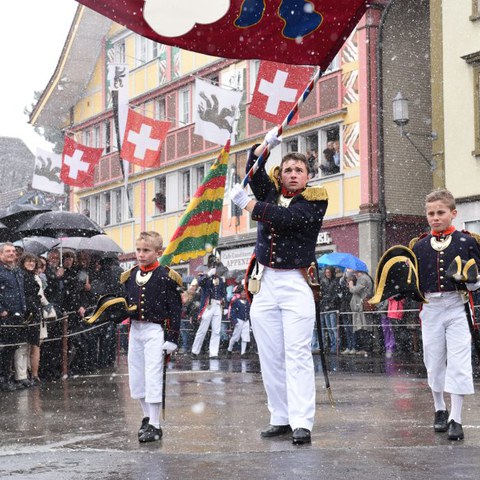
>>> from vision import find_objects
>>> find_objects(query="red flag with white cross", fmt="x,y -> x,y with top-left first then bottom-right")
249,61 -> 315,125
121,109 -> 171,168
60,136 -> 102,187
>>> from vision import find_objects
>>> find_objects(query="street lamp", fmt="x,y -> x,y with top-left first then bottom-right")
392,92 -> 437,170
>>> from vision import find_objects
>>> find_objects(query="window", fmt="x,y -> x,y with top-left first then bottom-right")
113,189 -> 122,224
472,0 -> 480,21
154,177 -> 166,213
461,53 -> 480,155
101,192 -> 111,227
319,125 -> 341,178
125,187 -> 134,220
82,129 -> 90,147
249,60 -> 260,101
92,125 -> 101,148
285,138 -> 298,153
113,40 -> 126,63
155,97 -> 166,120
193,165 -> 205,191
465,220 -> 480,233
104,120 -> 111,154
182,170 -> 191,205
178,88 -> 190,125
135,35 -> 159,67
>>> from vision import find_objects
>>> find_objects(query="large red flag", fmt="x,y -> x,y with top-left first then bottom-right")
250,61 -> 315,124
61,137 -> 102,187
77,0 -> 368,67
121,109 -> 170,168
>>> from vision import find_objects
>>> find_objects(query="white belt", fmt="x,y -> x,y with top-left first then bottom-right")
425,291 -> 463,299
211,299 -> 222,305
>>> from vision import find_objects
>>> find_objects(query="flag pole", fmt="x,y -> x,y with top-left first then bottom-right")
241,68 -> 323,188
112,90 -> 133,218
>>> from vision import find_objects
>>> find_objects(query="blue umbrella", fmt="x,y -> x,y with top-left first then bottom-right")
317,252 -> 368,272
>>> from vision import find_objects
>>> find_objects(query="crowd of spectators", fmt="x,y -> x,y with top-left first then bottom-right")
0,242 -> 123,392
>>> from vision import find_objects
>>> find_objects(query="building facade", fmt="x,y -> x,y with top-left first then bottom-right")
30,1 -> 441,278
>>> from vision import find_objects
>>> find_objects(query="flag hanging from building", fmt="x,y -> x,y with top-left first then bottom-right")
77,0 -> 368,67
194,78 -> 242,146
121,109 -> 171,167
250,61 -> 315,125
32,148 -> 65,195
159,141 -> 230,266
60,137 -> 103,187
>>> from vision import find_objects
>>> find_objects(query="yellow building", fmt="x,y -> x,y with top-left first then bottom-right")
31,3 -> 407,277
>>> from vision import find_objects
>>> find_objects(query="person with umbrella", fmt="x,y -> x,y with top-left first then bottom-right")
229,129 -> 329,445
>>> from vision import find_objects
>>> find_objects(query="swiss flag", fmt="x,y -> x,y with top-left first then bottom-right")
121,109 -> 170,168
250,62 -> 315,125
60,137 -> 102,187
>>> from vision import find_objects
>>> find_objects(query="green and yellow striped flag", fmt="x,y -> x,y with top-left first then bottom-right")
159,141 -> 230,266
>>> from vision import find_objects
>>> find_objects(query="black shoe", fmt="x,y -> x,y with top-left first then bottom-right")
434,410 -> 449,432
138,417 -> 150,439
139,424 -> 163,443
292,428 -> 311,445
260,424 -> 292,437
447,420 -> 464,441
16,379 -> 32,389
190,353 -> 199,359
0,381 -> 16,392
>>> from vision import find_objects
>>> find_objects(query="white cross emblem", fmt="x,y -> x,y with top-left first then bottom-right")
127,124 -> 161,160
258,70 -> 297,114
64,149 -> 89,179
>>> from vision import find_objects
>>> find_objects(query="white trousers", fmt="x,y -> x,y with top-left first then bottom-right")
228,319 -> 250,350
192,302 -> 222,357
251,267 -> 316,431
128,321 -> 165,403
14,344 -> 29,381
421,292 -> 474,395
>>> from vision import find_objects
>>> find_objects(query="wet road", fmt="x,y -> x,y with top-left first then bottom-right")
1,353 -> 480,479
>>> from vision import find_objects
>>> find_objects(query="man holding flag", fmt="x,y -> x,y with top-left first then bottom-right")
230,129 -> 328,445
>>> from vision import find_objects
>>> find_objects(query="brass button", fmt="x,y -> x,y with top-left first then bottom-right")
440,259 -> 444,263
440,285 -> 445,289
440,276 -> 444,280
440,268 -> 444,272
440,251 -> 444,255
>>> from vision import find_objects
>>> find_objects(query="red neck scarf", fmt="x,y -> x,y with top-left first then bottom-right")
140,260 -> 159,272
281,186 -> 304,198
431,226 -> 456,237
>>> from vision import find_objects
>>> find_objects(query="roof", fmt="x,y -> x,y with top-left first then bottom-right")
29,5 -> 112,130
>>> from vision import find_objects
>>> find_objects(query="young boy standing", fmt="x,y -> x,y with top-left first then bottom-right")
122,232 -> 182,443
411,189 -> 480,440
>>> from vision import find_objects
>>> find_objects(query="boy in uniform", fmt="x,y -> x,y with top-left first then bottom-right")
410,190 -> 480,440
122,232 -> 182,442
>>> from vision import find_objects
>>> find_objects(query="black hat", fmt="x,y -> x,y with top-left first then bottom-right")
446,256 -> 479,283
369,245 -> 426,305
85,295 -> 137,325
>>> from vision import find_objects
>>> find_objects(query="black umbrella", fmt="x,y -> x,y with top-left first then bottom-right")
0,220 -> 12,242
61,234 -> 123,256
15,211 -> 104,239
13,236 -> 60,255
0,204 -> 52,230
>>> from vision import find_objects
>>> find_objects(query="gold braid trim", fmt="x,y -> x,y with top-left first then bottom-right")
166,266 -> 184,287
120,266 -> 135,284
268,166 -> 281,191
464,230 -> 480,247
301,186 -> 328,202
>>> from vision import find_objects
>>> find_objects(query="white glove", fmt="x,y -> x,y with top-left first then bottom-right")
230,183 -> 250,209
264,127 -> 282,149
466,278 -> 480,291
207,267 -> 217,277
163,341 -> 178,354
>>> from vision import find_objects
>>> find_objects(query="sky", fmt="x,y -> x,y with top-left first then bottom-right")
0,0 -> 78,154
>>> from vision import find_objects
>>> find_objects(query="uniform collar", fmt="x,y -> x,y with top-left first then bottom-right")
431,226 -> 455,238
281,186 -> 305,198
139,260 -> 159,272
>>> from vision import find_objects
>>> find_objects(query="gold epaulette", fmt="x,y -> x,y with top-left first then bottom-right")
408,232 -> 428,250
120,266 -> 135,284
268,166 -> 281,191
301,186 -> 328,202
166,266 -> 183,287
